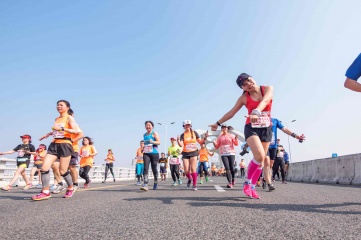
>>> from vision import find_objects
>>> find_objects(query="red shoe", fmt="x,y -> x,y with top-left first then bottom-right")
83,183 -> 89,188
32,191 -> 51,201
64,189 -> 74,198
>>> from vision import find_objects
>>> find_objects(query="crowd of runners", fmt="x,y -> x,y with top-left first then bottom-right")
0,70 -> 320,200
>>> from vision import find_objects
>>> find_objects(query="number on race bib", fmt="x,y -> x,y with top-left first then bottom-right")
143,144 -> 153,153
186,143 -> 197,151
251,112 -> 271,128
221,145 -> 232,155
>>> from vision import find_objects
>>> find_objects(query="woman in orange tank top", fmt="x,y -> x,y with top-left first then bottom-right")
177,120 -> 208,191
32,100 -> 79,201
210,73 -> 273,199
102,149 -> 115,183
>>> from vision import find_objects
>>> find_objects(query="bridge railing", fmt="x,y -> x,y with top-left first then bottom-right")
287,153 -> 361,185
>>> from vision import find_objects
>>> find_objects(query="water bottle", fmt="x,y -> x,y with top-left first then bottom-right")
299,134 -> 304,143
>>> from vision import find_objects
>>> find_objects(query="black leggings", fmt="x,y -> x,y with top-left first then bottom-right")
240,168 -> 245,178
104,163 -> 115,180
143,153 -> 159,184
79,166 -> 91,184
170,164 -> 180,182
272,157 -> 286,181
221,155 -> 235,183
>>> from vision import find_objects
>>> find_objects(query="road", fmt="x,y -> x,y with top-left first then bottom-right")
1,177 -> 360,240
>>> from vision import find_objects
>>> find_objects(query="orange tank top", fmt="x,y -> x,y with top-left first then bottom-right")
52,114 -> 72,144
199,148 -> 209,162
182,131 -> 198,153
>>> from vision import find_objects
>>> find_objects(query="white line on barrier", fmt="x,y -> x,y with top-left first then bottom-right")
214,185 -> 225,192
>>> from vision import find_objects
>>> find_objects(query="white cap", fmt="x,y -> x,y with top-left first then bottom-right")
183,120 -> 192,126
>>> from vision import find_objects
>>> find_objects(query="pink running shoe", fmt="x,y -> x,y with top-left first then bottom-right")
32,191 -> 51,201
251,187 -> 260,199
243,182 -> 252,197
1,185 -> 11,191
83,183 -> 89,188
64,189 -> 74,198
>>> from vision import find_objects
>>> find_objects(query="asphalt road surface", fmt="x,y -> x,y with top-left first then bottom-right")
1,177 -> 360,240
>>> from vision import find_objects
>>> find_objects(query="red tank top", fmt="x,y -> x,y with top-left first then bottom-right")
245,86 -> 272,125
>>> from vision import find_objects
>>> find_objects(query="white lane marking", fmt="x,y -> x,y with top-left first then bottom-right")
210,180 -> 214,182
214,185 -> 226,192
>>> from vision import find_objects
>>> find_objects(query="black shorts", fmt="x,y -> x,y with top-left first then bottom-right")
160,167 -> 167,174
17,158 -> 30,168
268,148 -> 277,161
182,150 -> 199,159
47,142 -> 74,159
285,161 -> 289,165
34,163 -> 42,169
69,152 -> 79,166
244,123 -> 272,142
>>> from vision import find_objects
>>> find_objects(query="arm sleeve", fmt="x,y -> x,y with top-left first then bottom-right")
346,53 -> 361,81
194,131 -> 200,139
13,145 -> 21,151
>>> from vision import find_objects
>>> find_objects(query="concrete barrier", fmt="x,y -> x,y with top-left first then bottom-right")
288,153 -> 361,185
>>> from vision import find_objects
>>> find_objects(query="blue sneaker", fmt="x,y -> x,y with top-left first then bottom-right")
153,182 -> 158,190
178,179 -> 182,185
50,185 -> 57,191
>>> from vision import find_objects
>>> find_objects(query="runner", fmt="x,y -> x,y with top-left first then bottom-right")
135,140 -> 144,186
211,163 -> 217,177
213,124 -> 239,188
159,153 -> 168,182
68,108 -> 84,192
266,118 -> 305,190
32,100 -> 79,200
284,150 -> 290,175
272,145 -> 287,183
344,53 -> 361,92
239,159 -> 246,178
0,135 -> 35,191
140,121 -> 161,191
198,143 -> 214,184
79,137 -> 97,188
102,149 -> 116,183
177,120 -> 208,191
168,137 -> 182,186
29,144 -> 47,188
210,73 -> 273,199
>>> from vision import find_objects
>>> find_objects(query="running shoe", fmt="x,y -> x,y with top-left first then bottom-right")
262,180 -> 266,189
102,180 -> 106,183
52,185 -> 66,194
251,186 -> 260,199
268,184 -> 275,191
140,184 -> 149,191
83,183 -> 90,189
64,189 -> 74,198
192,186 -> 198,191
227,183 -> 233,188
282,181 -> 287,184
200,180 -> 203,185
153,182 -> 158,190
50,184 -> 57,191
22,184 -> 32,190
187,179 -> 192,187
1,185 -> 11,191
36,183 -> 42,188
243,182 -> 252,197
136,181 -> 142,186
32,191 -> 51,201
205,176 -> 209,182
172,182 -> 178,186
113,178 -> 116,182
178,179 -> 182,185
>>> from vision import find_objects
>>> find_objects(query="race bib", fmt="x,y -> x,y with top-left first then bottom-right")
17,150 -> 25,157
143,144 -> 153,153
82,150 -> 89,157
169,157 -> 179,165
277,150 -> 284,158
251,112 -> 271,128
160,163 -> 166,167
221,145 -> 232,155
185,143 -> 197,152
137,156 -> 143,160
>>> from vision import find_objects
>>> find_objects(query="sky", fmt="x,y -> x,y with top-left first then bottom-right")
1,0 -> 361,168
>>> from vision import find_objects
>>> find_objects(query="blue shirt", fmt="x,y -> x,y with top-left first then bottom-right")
283,151 -> 289,161
143,131 -> 158,154
346,53 -> 361,81
269,118 -> 285,149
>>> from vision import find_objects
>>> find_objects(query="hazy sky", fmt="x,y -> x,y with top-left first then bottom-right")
1,1 -> 360,167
